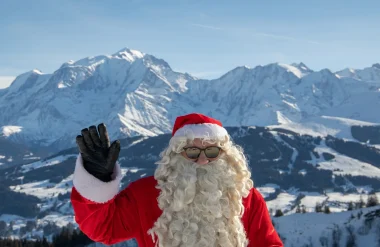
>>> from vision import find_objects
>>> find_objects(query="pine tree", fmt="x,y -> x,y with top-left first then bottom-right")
0,220 -> 7,237
42,237 -> 50,247
356,195 -> 365,209
347,201 -> 354,211
274,209 -> 284,217
366,193 -> 379,207
315,202 -> 323,213
33,239 -> 42,247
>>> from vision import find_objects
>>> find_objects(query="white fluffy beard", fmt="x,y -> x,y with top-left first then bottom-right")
149,154 -> 250,247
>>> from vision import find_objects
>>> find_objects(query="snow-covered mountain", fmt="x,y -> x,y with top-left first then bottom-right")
336,63 -> 380,83
1,48 -> 379,151
0,48 -> 194,150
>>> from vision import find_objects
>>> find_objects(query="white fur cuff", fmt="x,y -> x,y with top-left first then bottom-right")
73,153 -> 122,203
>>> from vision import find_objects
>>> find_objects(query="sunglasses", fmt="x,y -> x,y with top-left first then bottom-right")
183,146 -> 222,159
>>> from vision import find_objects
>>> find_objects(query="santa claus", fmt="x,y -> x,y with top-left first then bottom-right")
71,113 -> 283,247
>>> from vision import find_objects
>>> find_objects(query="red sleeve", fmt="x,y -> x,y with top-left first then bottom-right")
71,186 -> 140,245
246,188 -> 283,247
70,154 -> 140,245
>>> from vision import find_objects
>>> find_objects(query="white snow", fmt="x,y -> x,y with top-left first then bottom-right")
282,100 -> 300,111
259,187 -> 380,216
298,169 -> 307,176
39,213 -> 75,228
256,184 -> 279,198
269,115 -> 378,141
129,168 -> 141,173
275,111 -> 293,125
121,136 -> 149,150
115,48 -> 144,61
2,126 -> 23,137
266,192 -> 298,213
10,175 -> 73,200
278,63 -> 309,78
313,144 -> 380,178
20,155 -> 77,173
298,193 -> 327,212
275,205 -> 380,247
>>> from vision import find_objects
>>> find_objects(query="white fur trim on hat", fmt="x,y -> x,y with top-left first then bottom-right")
173,123 -> 228,138
73,153 -> 122,203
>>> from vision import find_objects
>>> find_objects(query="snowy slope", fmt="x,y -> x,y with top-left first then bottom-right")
268,115 -> 378,141
275,205 -> 380,247
0,48 -> 379,151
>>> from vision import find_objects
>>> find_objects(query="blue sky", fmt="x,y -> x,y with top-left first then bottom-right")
1,0 -> 380,88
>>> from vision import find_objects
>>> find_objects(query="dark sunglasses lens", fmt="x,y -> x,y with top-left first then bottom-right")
205,147 -> 220,158
185,148 -> 201,159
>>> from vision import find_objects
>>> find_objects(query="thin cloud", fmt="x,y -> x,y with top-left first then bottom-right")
252,32 -> 321,45
0,76 -> 16,89
190,23 -> 223,30
189,24 -> 321,44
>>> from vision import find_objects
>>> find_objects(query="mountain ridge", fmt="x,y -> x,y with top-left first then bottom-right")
0,48 -> 379,152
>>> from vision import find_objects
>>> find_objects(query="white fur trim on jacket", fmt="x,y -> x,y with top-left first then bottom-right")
73,153 -> 122,203
173,123 -> 228,138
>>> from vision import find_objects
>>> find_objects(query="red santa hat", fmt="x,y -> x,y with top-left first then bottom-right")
172,113 -> 228,138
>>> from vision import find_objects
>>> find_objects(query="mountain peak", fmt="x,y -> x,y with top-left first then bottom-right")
58,48 -> 145,69
218,65 -> 251,80
335,68 -> 356,78
372,63 -> 380,69
319,68 -> 334,75
113,47 -> 144,61
277,63 -> 312,78
5,69 -> 43,93
291,62 -> 312,72
15,69 -> 42,79
32,69 -> 43,74
60,60 -> 75,69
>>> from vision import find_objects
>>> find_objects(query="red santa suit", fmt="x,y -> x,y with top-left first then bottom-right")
70,113 -> 283,247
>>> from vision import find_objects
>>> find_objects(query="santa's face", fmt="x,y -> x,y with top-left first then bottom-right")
150,138 -> 253,247
180,138 -> 222,165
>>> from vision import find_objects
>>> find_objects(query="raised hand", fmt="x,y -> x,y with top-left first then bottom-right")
76,123 -> 120,182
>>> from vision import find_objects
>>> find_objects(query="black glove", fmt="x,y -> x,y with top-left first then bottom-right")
76,123 -> 120,182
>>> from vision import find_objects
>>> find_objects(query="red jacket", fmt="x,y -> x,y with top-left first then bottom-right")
71,155 -> 283,247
